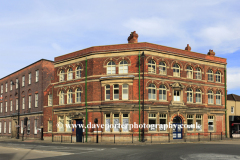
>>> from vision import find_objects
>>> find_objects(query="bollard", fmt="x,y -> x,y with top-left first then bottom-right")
221,132 -> 222,140
61,135 -> 62,143
151,134 -> 152,143
210,132 -> 211,141
132,134 -> 133,143
168,133 -> 170,143
198,133 -> 200,141
114,134 -> 115,144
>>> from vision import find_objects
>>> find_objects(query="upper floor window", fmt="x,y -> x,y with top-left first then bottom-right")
231,106 -> 234,113
148,60 -> 156,73
186,66 -> 193,79
173,64 -> 180,77
107,61 -> 116,74
148,84 -> 156,100
216,91 -> 221,105
48,94 -> 52,106
208,90 -> 213,104
67,68 -> 73,80
196,89 -> 202,103
5,101 -> 7,112
29,73 -> 31,84
76,66 -> 81,79
122,84 -> 128,100
35,94 -> 38,107
0,84 -> 3,93
36,70 -> 39,82
174,90 -> 180,101
22,76 -> 25,87
195,67 -> 202,80
159,85 -> 166,101
207,70 -> 213,82
22,97 -> 25,109
67,89 -> 73,104
113,84 -> 119,100
159,62 -> 166,75
216,71 -> 221,83
105,85 -> 110,100
5,83 -> 7,92
187,88 -> 193,103
75,88 -> 81,103
59,70 -> 65,82
16,79 -> 18,89
119,60 -> 128,74
28,95 -> 31,108
59,91 -> 64,105
10,81 -> 13,91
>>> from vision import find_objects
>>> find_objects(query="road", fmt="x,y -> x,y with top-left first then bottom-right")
0,140 -> 240,160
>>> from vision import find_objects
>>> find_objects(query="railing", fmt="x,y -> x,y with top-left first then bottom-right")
52,134 -> 73,143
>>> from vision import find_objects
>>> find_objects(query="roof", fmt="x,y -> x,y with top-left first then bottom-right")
54,42 -> 227,64
227,94 -> 240,101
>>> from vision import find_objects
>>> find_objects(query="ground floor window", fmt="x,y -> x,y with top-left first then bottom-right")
187,115 -> 194,131
66,116 -> 72,132
113,114 -> 120,132
159,114 -> 167,131
208,116 -> 214,131
58,116 -> 64,132
4,122 -> 6,133
122,114 -> 129,132
9,122 -> 11,133
21,120 -> 23,134
196,115 -> 202,131
149,114 -> 156,131
105,114 -> 110,132
34,119 -> 37,134
0,122 -> 1,133
48,121 -> 52,132
27,120 -> 30,134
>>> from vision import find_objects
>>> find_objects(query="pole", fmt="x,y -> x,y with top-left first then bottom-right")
224,68 -> 227,138
85,58 -> 88,142
138,53 -> 141,142
142,52 -> 145,142
52,84 -> 54,140
17,81 -> 20,139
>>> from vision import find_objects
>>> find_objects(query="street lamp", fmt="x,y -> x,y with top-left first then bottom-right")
141,51 -> 145,142
11,81 -> 20,139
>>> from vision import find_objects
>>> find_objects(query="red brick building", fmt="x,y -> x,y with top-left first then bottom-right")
43,31 -> 227,142
0,59 -> 54,139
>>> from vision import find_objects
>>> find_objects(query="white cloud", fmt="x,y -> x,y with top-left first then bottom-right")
227,68 -> 240,90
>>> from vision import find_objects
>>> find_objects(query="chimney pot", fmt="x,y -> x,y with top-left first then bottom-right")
128,31 -> 138,43
185,44 -> 191,51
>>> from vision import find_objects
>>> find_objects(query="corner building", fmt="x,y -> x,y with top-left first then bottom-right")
43,32 -> 227,142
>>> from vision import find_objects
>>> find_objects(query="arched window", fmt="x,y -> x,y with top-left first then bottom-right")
159,62 -> 166,75
207,70 -> 213,81
187,88 -> 193,103
208,90 -> 213,104
148,60 -> 156,73
148,84 -> 156,100
119,60 -> 128,74
216,91 -> 221,105
76,66 -> 81,79
159,85 -> 166,101
196,89 -> 202,103
186,66 -> 193,79
107,61 -> 116,74
173,64 -> 180,77
67,68 -> 73,80
59,91 -> 64,105
75,88 -> 81,103
67,89 -> 72,104
105,85 -> 110,100
216,71 -> 221,82
122,84 -> 128,100
195,68 -> 202,80
59,70 -> 65,82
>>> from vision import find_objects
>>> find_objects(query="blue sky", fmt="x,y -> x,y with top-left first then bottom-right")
0,0 -> 239,95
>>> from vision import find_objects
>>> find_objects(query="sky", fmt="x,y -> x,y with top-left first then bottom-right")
0,0 -> 240,95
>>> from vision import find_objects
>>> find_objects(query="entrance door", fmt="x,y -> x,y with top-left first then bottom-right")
172,116 -> 182,139
76,119 -> 83,142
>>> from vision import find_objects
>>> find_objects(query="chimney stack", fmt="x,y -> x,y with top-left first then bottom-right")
207,49 -> 215,56
185,44 -> 191,51
128,31 -> 138,43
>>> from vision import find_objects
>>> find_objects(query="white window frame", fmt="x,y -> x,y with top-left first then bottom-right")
0,103 -> 2,113
148,60 -> 156,74
113,84 -> 119,100
148,114 -> 157,131
4,122 -> 6,133
58,116 -> 64,132
122,84 -> 128,100
67,68 -> 73,80
66,116 -> 72,132
107,61 -> 116,75
48,120 -> 52,132
29,73 -> 31,85
122,114 -> 129,132
22,76 -> 25,87
196,115 -> 202,131
34,119 -> 37,134
231,106 -> 234,113
75,88 -> 81,103
159,62 -> 166,75
0,84 -> 3,93
5,83 -> 7,92
21,120 -> 23,134
10,81 -> 12,91
59,70 -> 65,82
196,89 -> 202,103
159,114 -> 167,131
67,89 -> 73,104
28,95 -> 31,108
59,91 -> 64,105
75,66 -> 82,79
208,90 -> 214,104
27,120 -> 30,134
113,114 -> 120,132
186,66 -> 193,79
16,79 -> 18,89
36,70 -> 39,82
9,121 -> 11,133
208,116 -> 214,132
174,90 -> 180,101
216,91 -> 221,105
35,94 -> 38,107
48,94 -> 53,106
5,101 -> 7,112
148,84 -> 156,100
216,71 -> 221,83
22,97 -> 25,109
187,88 -> 193,103
159,85 -> 166,101
10,100 -> 12,111
16,99 -> 18,111
105,114 -> 110,132
119,60 -> 128,74
195,67 -> 202,80
0,122 -> 1,133
105,85 -> 110,100
207,70 -> 213,82
187,115 -> 194,131
173,64 -> 180,77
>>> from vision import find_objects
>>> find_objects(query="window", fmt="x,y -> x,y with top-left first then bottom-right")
159,85 -> 166,101
174,90 -> 180,101
10,100 -> 12,111
208,116 -> 214,131
231,106 -> 234,113
58,116 -> 64,132
159,114 -> 167,131
4,122 -> 6,133
113,84 -> 119,100
21,120 -> 23,134
119,60 -> 128,74
159,62 -> 166,75
173,64 -> 180,77
122,114 -> 129,132
105,114 -> 110,132
27,120 -> 30,134
186,66 -> 193,79
0,122 -> 1,133
148,60 -> 156,73
113,114 -> 120,132
216,91 -> 221,105
76,66 -> 81,79
29,73 -> 31,84
196,115 -> 202,131
216,71 -> 221,82
0,103 -> 2,113
16,99 -> 18,111
22,97 -> 25,109
122,84 -> 128,100
208,90 -> 213,104
148,84 -> 156,100
36,70 -> 39,82
107,61 -> 116,74
187,88 -> 193,103
16,79 -> 18,89
67,89 -> 73,104
9,122 -> 11,133
59,91 -> 64,105
195,68 -> 202,80
0,84 -> 3,93
66,116 -> 72,132
48,94 -> 52,106
67,68 -> 73,80
105,85 -> 110,100
48,121 -> 52,132
34,119 -> 37,134
207,70 -> 213,81
10,81 -> 12,90
187,115 -> 193,131
5,83 -> 7,92
196,89 -> 202,103
5,101 -> 7,112
148,114 -> 156,131
28,95 -> 31,108
59,70 -> 65,82
35,94 -> 38,107
22,76 -> 25,87
75,88 -> 81,103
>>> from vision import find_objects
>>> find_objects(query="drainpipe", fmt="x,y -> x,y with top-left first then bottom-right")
224,67 -> 227,137
85,57 -> 88,142
138,52 -> 141,142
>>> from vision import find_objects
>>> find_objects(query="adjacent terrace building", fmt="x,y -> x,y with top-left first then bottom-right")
0,59 -> 54,139
43,32 -> 227,142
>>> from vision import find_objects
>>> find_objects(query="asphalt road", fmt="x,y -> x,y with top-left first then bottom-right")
0,140 -> 240,160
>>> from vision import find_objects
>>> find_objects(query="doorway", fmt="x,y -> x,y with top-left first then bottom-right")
172,116 -> 182,139
76,119 -> 83,142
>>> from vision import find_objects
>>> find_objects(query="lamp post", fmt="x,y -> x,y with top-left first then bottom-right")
12,81 -> 20,139
141,51 -> 145,142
